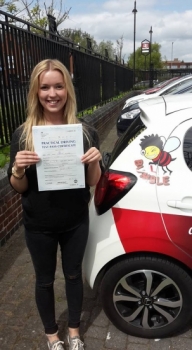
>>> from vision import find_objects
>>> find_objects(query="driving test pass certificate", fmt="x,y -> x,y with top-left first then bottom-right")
32,124 -> 85,191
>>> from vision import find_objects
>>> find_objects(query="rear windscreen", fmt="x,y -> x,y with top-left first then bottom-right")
106,116 -> 146,168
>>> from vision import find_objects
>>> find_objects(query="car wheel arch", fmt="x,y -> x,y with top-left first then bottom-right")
93,251 -> 192,291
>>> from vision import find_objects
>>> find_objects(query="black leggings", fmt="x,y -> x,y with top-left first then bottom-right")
25,216 -> 89,335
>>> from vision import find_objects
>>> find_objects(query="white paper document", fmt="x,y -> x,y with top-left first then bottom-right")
32,124 -> 85,191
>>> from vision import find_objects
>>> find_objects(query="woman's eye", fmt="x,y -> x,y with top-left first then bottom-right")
40,85 -> 64,90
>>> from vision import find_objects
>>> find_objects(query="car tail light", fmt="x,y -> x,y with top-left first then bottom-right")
94,170 -> 137,215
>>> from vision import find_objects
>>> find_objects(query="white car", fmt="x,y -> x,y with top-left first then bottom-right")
84,94 -> 192,339
123,74 -> 192,109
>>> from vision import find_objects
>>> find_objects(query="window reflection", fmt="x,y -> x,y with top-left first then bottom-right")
184,127 -> 192,171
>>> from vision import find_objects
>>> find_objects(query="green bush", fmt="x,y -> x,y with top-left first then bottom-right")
0,146 -> 10,168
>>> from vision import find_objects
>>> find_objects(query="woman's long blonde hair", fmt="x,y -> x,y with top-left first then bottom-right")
21,59 -> 78,151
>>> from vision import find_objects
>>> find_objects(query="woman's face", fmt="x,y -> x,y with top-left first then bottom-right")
38,69 -> 68,117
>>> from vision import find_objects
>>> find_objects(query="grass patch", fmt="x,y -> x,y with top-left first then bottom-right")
77,91 -> 130,118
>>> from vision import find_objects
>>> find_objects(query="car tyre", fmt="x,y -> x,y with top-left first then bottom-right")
100,255 -> 192,338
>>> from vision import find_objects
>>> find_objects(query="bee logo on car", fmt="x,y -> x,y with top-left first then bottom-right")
134,134 -> 181,186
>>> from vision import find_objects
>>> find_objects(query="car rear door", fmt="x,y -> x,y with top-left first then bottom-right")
156,119 -> 192,258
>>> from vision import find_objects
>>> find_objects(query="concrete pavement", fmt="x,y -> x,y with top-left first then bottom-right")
1,118 -> 192,349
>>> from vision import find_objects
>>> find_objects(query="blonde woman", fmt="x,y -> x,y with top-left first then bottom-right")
8,59 -> 102,350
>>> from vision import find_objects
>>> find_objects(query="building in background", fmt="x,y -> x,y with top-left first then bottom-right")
164,58 -> 192,69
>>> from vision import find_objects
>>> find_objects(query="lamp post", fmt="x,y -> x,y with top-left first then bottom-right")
132,1 -> 137,85
149,26 -> 153,66
171,41 -> 174,69
149,26 -> 153,88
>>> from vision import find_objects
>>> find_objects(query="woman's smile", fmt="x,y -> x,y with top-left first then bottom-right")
46,99 -> 60,106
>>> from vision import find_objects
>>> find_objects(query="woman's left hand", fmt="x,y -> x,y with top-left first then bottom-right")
81,147 -> 102,164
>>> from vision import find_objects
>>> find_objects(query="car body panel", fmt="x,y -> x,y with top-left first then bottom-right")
139,94 -> 192,123
112,207 -> 192,265
84,94 -> 192,289
85,203 -> 125,287
156,120 -> 192,257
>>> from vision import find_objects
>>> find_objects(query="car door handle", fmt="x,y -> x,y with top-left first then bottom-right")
167,200 -> 192,210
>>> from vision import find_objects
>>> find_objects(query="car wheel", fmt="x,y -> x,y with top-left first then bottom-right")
100,255 -> 192,338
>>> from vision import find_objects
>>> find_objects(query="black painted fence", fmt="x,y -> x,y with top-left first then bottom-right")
0,10 -> 133,147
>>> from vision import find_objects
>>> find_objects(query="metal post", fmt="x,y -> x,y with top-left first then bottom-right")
149,26 -> 153,66
149,26 -> 153,87
47,14 -> 57,40
171,41 -> 174,69
86,37 -> 92,53
132,1 -> 137,86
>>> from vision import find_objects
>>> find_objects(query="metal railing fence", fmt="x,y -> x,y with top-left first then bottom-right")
134,68 -> 192,88
0,10 -> 133,146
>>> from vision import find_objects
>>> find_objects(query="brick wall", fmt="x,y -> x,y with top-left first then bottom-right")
0,167 -> 23,246
82,97 -> 128,143
0,93 -> 132,247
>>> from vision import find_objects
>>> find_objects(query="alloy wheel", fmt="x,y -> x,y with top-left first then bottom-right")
113,269 -> 182,330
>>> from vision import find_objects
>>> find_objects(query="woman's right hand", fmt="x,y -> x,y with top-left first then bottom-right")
14,151 -> 40,170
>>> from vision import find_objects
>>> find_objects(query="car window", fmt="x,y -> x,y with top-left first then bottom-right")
176,86 -> 192,94
129,102 -> 139,111
183,127 -> 192,171
107,116 -> 146,168
162,78 -> 192,96
173,79 -> 192,93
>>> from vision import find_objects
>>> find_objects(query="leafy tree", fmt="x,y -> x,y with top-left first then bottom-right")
0,0 -> 71,29
59,28 -> 98,51
97,40 -> 115,60
59,29 -> 116,61
0,0 -> 18,14
127,43 -> 164,70
95,36 -> 125,62
19,0 -> 70,28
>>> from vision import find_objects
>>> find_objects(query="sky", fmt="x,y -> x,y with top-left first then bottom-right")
59,0 -> 192,62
